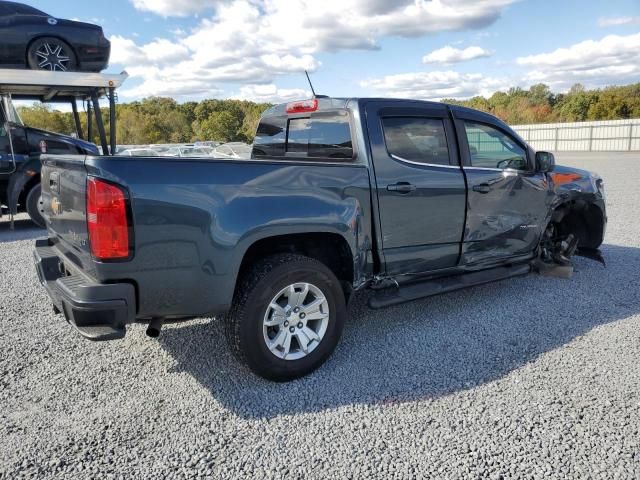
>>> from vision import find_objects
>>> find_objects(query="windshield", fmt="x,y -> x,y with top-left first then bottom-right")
1,95 -> 24,126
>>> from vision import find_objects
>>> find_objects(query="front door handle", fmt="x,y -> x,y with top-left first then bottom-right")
387,182 -> 416,194
472,183 -> 491,194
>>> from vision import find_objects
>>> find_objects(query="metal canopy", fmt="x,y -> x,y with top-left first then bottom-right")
0,69 -> 128,101
0,69 -> 128,156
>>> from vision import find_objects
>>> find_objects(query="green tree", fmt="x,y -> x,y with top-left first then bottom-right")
198,110 -> 243,142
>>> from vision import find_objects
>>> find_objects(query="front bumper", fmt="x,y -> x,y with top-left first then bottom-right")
33,239 -> 135,341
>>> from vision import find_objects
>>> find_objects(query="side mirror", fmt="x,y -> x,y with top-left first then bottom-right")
536,151 -> 555,173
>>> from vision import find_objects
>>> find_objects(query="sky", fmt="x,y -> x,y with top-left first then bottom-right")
29,0 -> 640,104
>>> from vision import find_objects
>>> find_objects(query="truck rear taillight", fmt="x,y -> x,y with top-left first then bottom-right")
286,99 -> 318,114
87,177 -> 130,261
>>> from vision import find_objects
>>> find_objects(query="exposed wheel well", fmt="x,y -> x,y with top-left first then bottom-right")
551,201 -> 605,249
236,233 -> 354,299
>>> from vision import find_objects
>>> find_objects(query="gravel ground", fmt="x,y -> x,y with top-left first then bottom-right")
1,152 -> 639,479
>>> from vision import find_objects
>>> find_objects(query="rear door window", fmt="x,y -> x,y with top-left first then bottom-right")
381,117 -> 451,166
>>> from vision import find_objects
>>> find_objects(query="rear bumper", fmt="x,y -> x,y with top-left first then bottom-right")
33,239 -> 136,341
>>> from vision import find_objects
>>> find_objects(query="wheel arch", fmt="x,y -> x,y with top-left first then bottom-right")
234,232 -> 356,302
550,199 -> 605,249
18,173 -> 40,207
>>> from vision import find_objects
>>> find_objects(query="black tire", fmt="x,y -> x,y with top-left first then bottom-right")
224,253 -> 347,381
27,37 -> 77,72
26,183 -> 45,228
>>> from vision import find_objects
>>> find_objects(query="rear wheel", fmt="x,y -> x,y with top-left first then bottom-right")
224,254 -> 347,381
26,183 -> 45,228
27,37 -> 77,72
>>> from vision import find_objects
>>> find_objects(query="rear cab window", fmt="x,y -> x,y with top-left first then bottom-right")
253,109 -> 354,161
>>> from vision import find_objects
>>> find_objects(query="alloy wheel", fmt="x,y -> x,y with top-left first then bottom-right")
263,282 -> 330,361
35,43 -> 70,71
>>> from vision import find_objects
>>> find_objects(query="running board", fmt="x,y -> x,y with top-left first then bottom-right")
368,263 -> 532,309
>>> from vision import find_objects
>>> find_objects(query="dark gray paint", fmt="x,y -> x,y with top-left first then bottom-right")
364,101 -> 467,275
41,155 -> 373,318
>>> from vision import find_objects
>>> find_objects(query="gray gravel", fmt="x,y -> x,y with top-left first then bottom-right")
1,152 -> 639,479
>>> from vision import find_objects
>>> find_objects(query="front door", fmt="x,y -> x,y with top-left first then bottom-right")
453,111 -> 553,266
365,101 -> 467,275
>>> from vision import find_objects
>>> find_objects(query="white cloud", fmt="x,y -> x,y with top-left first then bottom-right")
516,33 -> 640,88
121,77 -> 223,99
422,45 -> 492,64
233,84 -> 311,103
361,71 -> 509,100
115,0 -> 513,98
598,16 -> 640,27
131,0 -> 221,16
110,36 -> 190,65
110,35 -> 145,65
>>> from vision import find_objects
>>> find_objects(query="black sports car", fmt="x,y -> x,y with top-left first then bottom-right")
0,1 -> 110,72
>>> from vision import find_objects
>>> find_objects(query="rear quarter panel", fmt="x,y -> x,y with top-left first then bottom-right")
85,156 -> 373,318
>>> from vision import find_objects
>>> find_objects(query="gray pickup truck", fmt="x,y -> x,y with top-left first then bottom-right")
34,97 -> 606,381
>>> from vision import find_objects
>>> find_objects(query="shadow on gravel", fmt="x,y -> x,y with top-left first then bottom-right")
159,243 -> 640,419
0,218 -> 45,243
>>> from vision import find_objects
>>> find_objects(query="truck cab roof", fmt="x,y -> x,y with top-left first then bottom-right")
261,96 -> 523,153
264,96 -> 512,127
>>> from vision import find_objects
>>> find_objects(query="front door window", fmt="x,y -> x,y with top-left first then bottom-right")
464,122 -> 528,170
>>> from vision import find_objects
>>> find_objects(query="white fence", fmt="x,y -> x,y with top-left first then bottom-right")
512,118 -> 640,152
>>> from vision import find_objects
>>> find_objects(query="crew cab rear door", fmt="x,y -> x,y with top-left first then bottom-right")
452,109 -> 552,265
364,101 -> 466,275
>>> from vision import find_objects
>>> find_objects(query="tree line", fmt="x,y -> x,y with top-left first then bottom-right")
17,97 -> 271,146
443,83 -> 640,125
16,82 -> 640,145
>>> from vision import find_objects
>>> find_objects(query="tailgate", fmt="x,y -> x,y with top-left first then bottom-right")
40,155 -> 95,274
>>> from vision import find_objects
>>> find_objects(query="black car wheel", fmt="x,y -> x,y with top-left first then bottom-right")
26,183 -> 45,228
27,37 -> 77,72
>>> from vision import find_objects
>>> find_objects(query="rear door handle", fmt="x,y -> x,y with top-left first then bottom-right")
472,183 -> 491,194
387,182 -> 416,193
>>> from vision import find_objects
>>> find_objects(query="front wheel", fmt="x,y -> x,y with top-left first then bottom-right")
224,254 -> 347,381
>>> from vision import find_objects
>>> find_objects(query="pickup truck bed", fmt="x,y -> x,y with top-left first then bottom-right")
34,97 -> 606,381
